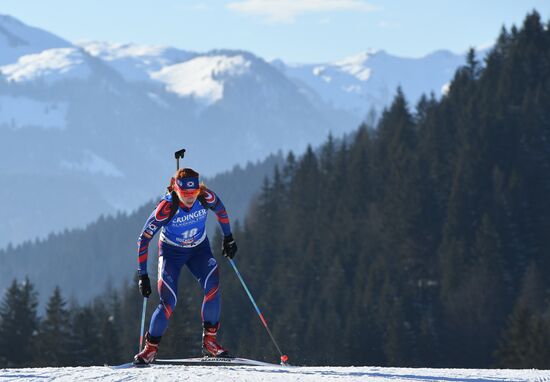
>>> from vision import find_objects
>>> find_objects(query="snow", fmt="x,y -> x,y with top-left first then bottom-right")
0,95 -> 68,129
150,55 -> 251,105
80,42 -> 251,104
0,47 -> 90,83
333,51 -> 374,81
79,41 -> 175,60
279,49 -> 467,115
1,365 -> 548,382
78,41 -> 194,82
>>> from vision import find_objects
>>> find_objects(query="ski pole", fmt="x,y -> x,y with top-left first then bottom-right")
138,297 -> 148,352
228,258 -> 289,366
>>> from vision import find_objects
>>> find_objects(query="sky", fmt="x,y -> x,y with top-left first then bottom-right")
2,0 -> 550,63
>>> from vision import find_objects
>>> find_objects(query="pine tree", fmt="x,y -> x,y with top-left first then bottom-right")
36,286 -> 71,366
0,278 -> 39,367
465,48 -> 481,80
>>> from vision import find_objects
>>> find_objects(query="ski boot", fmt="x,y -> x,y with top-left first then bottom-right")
202,322 -> 229,357
134,332 -> 161,365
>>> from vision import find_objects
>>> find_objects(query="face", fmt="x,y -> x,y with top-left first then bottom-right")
177,188 -> 199,207
174,177 -> 200,207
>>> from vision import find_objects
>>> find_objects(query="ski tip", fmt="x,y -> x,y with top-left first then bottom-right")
107,361 -> 151,369
280,355 -> 289,366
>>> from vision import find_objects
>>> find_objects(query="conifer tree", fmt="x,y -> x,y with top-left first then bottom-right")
0,278 -> 39,367
36,286 -> 71,366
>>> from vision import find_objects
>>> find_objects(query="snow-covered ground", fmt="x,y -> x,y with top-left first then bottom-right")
1,365 -> 549,382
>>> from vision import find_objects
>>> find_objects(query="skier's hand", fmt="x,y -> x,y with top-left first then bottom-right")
138,274 -> 152,297
222,234 -> 238,259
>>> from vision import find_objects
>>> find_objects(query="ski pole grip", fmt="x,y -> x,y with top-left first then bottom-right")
174,149 -> 186,159
174,149 -> 186,171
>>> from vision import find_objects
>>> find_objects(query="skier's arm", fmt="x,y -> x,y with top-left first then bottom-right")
203,189 -> 232,236
137,199 -> 172,275
203,188 -> 237,258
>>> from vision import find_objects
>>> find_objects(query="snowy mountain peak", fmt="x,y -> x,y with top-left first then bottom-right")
331,51 -> 381,81
0,47 -> 90,83
78,40 -> 195,82
333,49 -> 381,66
78,41 -> 192,62
79,41 -> 168,59
150,54 -> 252,105
301,50 -> 385,85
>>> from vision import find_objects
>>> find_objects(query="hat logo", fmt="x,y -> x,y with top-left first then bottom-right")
187,181 -> 195,187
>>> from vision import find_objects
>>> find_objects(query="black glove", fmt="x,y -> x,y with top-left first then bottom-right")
222,234 -> 238,259
138,273 -> 151,297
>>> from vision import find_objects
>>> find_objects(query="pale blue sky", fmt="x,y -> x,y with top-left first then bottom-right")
2,0 -> 549,63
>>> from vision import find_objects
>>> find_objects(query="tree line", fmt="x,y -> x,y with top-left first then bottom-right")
1,11 -> 549,368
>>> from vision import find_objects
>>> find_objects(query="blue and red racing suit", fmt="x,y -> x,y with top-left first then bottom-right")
137,188 -> 231,337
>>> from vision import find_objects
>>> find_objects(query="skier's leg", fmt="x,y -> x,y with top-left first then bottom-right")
149,245 -> 187,337
135,244 -> 187,364
186,242 -> 227,356
186,244 -> 220,325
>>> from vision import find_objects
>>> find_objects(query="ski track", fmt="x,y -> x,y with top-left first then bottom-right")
1,365 -> 549,382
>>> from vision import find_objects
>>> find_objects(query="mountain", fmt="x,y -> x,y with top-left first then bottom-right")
275,49 -> 467,117
0,15 -> 345,248
81,41 -> 471,120
0,14 -> 471,248
77,41 -> 197,82
0,14 -> 71,66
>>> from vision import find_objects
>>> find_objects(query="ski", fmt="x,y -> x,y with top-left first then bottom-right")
108,356 -> 283,369
154,356 -> 280,367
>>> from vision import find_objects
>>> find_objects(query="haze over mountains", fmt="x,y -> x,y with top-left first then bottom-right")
0,14 -> 472,248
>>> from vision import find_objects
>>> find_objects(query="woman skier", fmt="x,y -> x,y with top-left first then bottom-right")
133,168 -> 238,365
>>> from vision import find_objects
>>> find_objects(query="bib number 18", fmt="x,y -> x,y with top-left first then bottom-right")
182,228 -> 198,239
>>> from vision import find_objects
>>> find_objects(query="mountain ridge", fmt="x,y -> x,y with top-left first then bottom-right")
0,13 -> 471,248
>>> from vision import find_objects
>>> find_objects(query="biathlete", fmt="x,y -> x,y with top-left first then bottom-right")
133,168 -> 238,365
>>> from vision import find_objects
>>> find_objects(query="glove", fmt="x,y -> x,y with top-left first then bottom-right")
138,273 -> 152,297
222,234 -> 238,259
